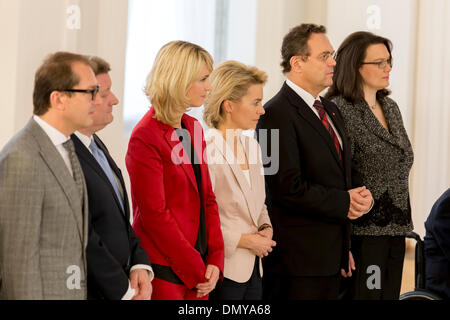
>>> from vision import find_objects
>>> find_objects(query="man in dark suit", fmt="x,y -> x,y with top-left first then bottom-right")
256,24 -> 373,300
424,188 -> 450,299
72,56 -> 153,300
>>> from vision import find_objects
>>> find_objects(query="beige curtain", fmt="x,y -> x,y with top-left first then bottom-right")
410,0 -> 450,236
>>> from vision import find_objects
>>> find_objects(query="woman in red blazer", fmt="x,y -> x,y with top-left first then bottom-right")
126,41 -> 224,300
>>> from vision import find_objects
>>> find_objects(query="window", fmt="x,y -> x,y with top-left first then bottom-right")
123,0 -> 257,136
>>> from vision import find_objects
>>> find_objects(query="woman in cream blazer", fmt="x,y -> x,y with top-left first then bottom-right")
204,61 -> 276,300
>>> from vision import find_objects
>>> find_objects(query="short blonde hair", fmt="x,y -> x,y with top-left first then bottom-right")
204,60 -> 267,128
145,41 -> 213,126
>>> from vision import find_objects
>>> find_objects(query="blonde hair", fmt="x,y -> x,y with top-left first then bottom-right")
204,60 -> 267,128
145,41 -> 213,126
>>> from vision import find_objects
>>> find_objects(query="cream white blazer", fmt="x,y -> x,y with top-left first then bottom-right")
205,128 -> 271,283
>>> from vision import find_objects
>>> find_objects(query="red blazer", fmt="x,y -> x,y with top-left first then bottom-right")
126,107 -> 224,289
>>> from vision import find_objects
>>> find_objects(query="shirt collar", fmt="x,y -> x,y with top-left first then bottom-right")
33,115 -> 70,147
286,78 -> 322,108
74,131 -> 93,151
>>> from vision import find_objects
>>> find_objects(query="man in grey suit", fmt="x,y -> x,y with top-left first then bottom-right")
0,52 -> 99,299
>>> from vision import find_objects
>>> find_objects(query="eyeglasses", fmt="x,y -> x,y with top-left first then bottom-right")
300,51 -> 336,63
61,85 -> 100,101
361,59 -> 393,69
317,51 -> 337,62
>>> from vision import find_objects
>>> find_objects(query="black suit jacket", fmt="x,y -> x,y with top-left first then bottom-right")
424,188 -> 450,299
256,82 -> 352,277
72,133 -> 150,300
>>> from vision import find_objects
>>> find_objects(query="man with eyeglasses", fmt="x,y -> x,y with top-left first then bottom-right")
0,52 -> 98,299
71,56 -> 153,300
256,24 -> 373,300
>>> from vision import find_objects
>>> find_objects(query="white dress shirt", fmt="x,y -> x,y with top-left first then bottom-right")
286,79 -> 343,148
74,131 -> 154,300
242,169 -> 251,188
33,115 -> 73,175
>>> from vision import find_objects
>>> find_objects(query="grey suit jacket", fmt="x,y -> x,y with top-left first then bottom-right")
0,118 -> 88,299
331,95 -> 414,236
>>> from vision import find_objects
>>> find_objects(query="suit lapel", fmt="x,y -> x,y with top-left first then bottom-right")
360,102 -> 400,148
161,121 -> 199,194
210,129 -> 258,226
322,99 -> 348,165
382,102 -> 408,151
94,135 -> 130,218
322,100 -> 345,144
240,135 -> 261,226
71,134 -> 127,218
28,119 -> 85,243
283,84 -> 343,169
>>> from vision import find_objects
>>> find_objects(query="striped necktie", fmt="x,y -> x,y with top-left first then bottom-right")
313,99 -> 343,166
63,139 -> 84,200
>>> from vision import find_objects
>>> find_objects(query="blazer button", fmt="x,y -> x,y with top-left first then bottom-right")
399,173 -> 406,180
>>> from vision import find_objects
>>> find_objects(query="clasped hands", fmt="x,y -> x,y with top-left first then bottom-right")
347,186 -> 373,220
240,227 -> 277,259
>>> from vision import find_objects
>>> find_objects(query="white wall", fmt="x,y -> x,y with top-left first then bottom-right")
254,0 -> 328,104
0,0 -> 20,148
327,0 -> 418,136
255,0 -> 302,103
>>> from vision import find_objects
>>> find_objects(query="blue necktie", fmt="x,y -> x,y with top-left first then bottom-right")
90,139 -> 124,212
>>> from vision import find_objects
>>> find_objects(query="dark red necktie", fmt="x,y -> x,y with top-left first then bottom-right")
313,100 -> 343,165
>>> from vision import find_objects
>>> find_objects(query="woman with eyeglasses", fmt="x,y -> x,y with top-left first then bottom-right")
325,31 -> 414,300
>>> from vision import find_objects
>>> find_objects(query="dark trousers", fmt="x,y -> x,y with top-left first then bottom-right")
262,251 -> 341,301
280,273 -> 341,300
346,235 -> 405,300
210,257 -> 262,300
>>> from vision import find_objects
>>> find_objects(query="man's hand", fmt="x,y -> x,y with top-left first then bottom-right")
341,251 -> 355,278
130,269 -> 152,300
348,186 -> 373,220
196,264 -> 220,298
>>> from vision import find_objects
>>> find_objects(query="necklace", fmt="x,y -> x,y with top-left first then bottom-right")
370,104 -> 376,110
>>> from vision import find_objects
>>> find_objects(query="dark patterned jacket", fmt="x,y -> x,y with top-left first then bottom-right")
331,95 -> 414,236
